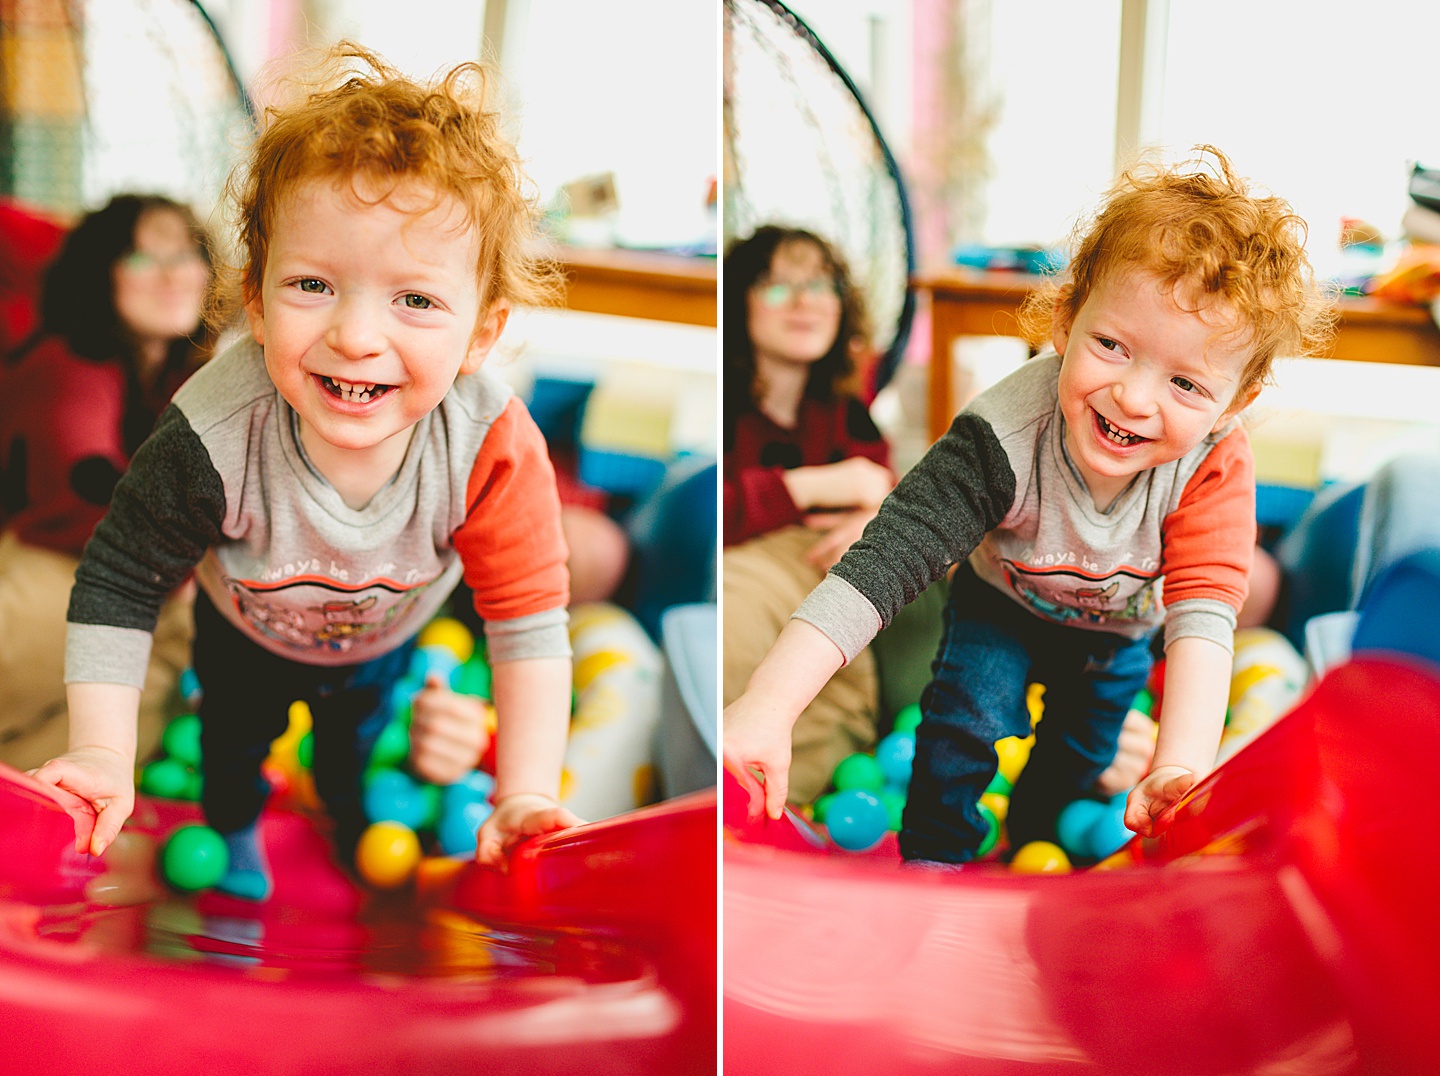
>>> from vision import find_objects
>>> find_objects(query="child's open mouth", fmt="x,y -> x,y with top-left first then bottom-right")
320,375 -> 394,404
1095,411 -> 1149,447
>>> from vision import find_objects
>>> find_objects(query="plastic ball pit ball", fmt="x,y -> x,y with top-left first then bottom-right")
364,768 -> 439,830
160,824 -> 229,892
1085,803 -> 1134,859
878,787 -> 906,831
825,790 -> 889,851
1010,841 -> 1071,874
416,616 -> 474,662
161,713 -> 202,767
874,732 -> 915,787
892,704 -> 922,733
831,753 -> 884,793
976,800 -> 1000,858
437,798 -> 494,856
369,719 -> 411,770
1056,798 -> 1109,856
356,821 -> 422,888
140,757 -> 195,800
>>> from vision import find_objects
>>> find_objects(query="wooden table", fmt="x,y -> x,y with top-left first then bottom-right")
914,267 -> 1440,442
552,245 -> 717,327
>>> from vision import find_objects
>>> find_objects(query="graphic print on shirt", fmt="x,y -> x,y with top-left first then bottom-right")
223,568 -> 440,654
999,557 -> 1159,628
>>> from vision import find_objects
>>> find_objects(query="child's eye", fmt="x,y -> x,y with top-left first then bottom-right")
401,294 -> 434,310
1172,376 -> 1200,394
1096,336 -> 1120,351
295,278 -> 329,294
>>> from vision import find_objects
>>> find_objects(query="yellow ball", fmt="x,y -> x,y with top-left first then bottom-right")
417,617 -> 475,663
979,791 -> 1010,823
1010,840 -> 1071,874
356,821 -> 422,888
994,736 -> 1031,783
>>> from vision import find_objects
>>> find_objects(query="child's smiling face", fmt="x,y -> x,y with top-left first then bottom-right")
1053,268 -> 1260,505
244,176 -> 505,466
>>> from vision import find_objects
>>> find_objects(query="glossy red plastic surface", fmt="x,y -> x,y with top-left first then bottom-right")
724,657 -> 1440,1075
0,770 -> 715,1075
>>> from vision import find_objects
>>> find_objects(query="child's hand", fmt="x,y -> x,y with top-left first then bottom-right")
722,693 -> 795,822
29,746 -> 135,856
802,506 -> 878,570
1123,764 -> 1197,838
408,674 -> 490,786
474,792 -> 582,871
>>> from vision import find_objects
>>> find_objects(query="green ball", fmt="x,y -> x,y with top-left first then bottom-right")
878,787 -> 907,831
141,757 -> 193,800
161,824 -> 229,892
297,730 -> 314,769
369,719 -> 410,769
162,713 -> 202,767
976,801 -> 1000,858
182,769 -> 204,802
985,770 -> 1014,796
451,656 -> 492,700
419,781 -> 443,830
812,792 -> 838,824
892,704 -> 922,733
1130,688 -> 1154,717
831,752 -> 884,793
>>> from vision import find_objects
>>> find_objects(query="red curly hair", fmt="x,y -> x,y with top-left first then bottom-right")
1020,146 -> 1334,394
226,42 -> 557,320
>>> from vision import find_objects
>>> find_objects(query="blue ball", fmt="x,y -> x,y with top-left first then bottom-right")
388,676 -> 424,719
874,731 -> 916,787
825,790 -> 889,852
364,768 -> 434,829
1085,803 -> 1134,859
437,798 -> 494,856
178,667 -> 203,703
410,645 -> 462,684
441,769 -> 496,814
1056,798 -> 1109,857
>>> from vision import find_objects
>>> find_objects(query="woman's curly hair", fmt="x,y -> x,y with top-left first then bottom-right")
723,225 -> 871,419
1018,145 -> 1335,394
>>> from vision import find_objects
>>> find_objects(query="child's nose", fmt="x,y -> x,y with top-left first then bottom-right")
326,300 -> 385,359
1113,370 -> 1160,417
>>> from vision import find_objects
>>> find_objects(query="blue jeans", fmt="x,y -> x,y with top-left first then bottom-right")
900,564 -> 1153,864
193,590 -> 418,856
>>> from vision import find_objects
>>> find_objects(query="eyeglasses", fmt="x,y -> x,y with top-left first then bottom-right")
118,248 -> 206,274
752,277 -> 841,307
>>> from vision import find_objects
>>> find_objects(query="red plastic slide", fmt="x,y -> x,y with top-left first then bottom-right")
0,770 -> 715,1075
724,657 -> 1440,1075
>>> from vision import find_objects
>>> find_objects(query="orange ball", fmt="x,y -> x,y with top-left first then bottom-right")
355,821 -> 421,888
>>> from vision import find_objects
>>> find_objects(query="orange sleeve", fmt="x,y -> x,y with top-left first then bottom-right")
453,396 -> 570,622
1160,425 -> 1255,612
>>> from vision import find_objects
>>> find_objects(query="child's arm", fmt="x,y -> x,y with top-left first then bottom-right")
1123,635 -> 1231,837
474,656 -> 580,868
724,619 -> 845,821
30,683 -> 140,855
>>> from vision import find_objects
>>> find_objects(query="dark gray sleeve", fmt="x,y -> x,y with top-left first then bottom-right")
827,411 -> 1016,628
67,403 -> 227,632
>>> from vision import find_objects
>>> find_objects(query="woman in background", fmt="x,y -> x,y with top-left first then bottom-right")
722,225 -> 896,805
0,194 -> 214,770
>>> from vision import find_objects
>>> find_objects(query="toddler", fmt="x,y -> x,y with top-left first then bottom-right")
35,44 -> 579,896
725,147 -> 1333,863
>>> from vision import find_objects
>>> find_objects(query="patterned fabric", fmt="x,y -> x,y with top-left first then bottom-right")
723,395 -> 889,545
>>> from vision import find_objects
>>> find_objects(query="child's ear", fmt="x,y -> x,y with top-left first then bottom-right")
1051,285 -> 1075,357
243,290 -> 265,347
1214,379 -> 1263,431
459,300 -> 510,376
